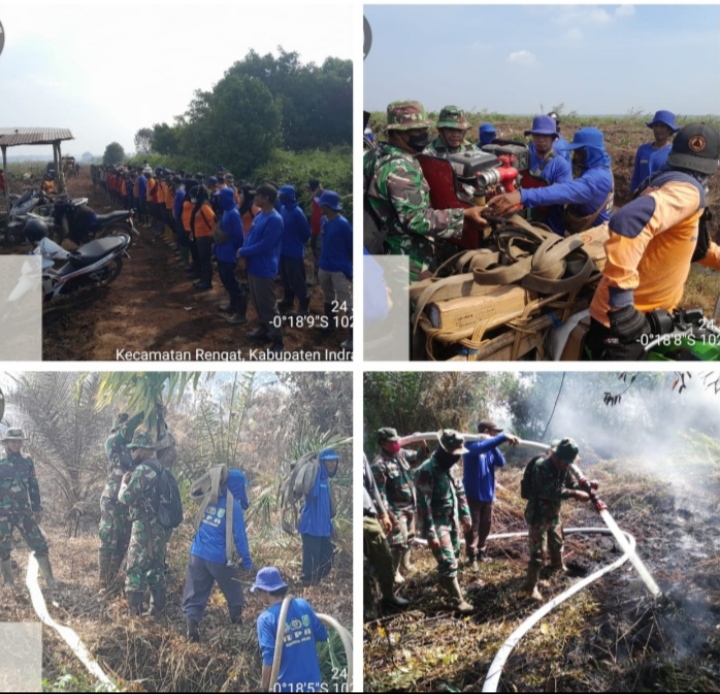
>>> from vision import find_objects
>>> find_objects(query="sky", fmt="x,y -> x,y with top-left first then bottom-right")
0,2 -> 353,158
364,4 -> 720,116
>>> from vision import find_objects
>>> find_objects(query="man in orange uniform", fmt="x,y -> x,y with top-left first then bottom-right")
586,123 -> 720,360
191,186 -> 217,291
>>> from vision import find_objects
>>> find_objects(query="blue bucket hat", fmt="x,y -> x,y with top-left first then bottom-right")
646,110 -> 679,133
319,447 -> 340,462
524,114 -> 559,139
316,190 -> 342,211
250,566 -> 288,593
564,127 -> 605,151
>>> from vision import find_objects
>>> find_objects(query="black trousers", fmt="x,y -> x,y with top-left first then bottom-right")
301,533 -> 333,583
585,317 -> 647,361
280,256 -> 308,305
217,260 -> 247,316
181,554 -> 244,623
196,237 -> 214,287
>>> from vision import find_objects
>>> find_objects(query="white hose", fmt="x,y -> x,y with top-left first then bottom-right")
269,596 -> 352,692
26,555 -> 117,692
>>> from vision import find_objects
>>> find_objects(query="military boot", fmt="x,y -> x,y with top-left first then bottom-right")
467,552 -> 479,573
144,586 -> 166,617
98,551 -> 114,592
291,297 -> 311,318
441,576 -> 474,614
127,591 -> 145,616
1,559 -> 14,587
36,555 -> 57,587
522,565 -> 543,602
187,618 -> 200,643
391,548 -> 404,585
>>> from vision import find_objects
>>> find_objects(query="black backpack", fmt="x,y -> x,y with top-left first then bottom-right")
147,460 -> 184,529
520,456 -> 544,500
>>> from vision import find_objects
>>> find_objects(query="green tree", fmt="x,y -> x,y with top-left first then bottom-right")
102,142 -> 124,165
133,128 -> 154,155
151,123 -> 180,156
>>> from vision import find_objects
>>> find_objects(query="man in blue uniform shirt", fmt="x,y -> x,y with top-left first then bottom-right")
630,110 -> 679,194
462,420 -> 519,571
253,566 -> 328,693
277,185 -> 312,317
182,467 -> 253,642
299,449 -> 340,586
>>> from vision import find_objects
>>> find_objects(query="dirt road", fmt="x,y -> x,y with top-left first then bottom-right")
37,171 -> 351,361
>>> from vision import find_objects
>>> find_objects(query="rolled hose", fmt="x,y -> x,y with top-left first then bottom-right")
269,595 -> 353,692
414,527 -> 639,693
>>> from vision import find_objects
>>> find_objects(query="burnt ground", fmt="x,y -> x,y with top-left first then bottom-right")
0,521 -> 353,692
3,170 -> 352,362
364,460 -> 720,692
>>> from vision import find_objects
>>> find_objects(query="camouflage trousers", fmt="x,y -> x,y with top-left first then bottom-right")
429,522 -> 461,579
0,511 -> 48,561
388,508 -> 416,550
98,497 -> 132,561
527,517 -> 563,568
125,517 -> 172,592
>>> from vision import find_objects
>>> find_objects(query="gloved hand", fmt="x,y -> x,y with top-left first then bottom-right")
607,305 -> 650,345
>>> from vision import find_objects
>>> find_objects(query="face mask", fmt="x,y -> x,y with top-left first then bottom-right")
407,132 -> 430,152
386,442 -> 402,455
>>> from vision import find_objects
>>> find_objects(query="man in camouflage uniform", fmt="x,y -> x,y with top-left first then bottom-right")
0,429 -> 56,587
371,427 -> 429,585
415,430 -> 474,613
365,100 -> 486,279
522,438 -> 596,601
423,106 -> 477,156
98,412 -> 144,593
118,431 -> 172,617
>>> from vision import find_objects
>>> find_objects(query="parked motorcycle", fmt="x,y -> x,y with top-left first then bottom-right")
49,194 -> 138,246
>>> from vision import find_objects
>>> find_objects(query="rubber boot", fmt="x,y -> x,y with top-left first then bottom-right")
187,618 -> 200,643
1,559 -> 14,587
522,565 -> 543,602
128,591 -> 144,616
442,576 -> 474,614
144,586 -> 166,617
401,547 -> 414,574
391,548 -> 404,585
36,554 -> 57,587
277,298 -> 294,313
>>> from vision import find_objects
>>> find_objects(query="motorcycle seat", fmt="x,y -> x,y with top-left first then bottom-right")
68,237 -> 126,268
93,210 -> 129,226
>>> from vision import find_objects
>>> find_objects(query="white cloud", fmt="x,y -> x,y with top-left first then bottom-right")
616,5 -> 636,18
508,50 -> 536,65
565,27 -> 584,41
553,6 -> 614,27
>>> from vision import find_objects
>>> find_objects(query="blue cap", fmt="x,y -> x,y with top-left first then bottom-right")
524,114 -> 558,139
479,123 -> 496,134
278,184 -> 296,199
319,447 -> 340,461
315,190 -> 342,211
646,110 -> 679,133
564,127 -> 605,150
205,176 -> 218,186
250,566 -> 288,593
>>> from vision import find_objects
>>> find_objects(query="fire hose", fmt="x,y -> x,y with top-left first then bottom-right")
26,554 -> 117,691
398,433 -> 663,691
269,595 -> 353,692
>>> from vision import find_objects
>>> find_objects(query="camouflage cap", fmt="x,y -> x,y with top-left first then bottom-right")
436,429 -> 469,455
126,430 -> 155,450
437,105 -> 470,131
1,428 -> 27,442
386,100 -> 431,131
551,437 -> 579,464
377,427 -> 400,443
